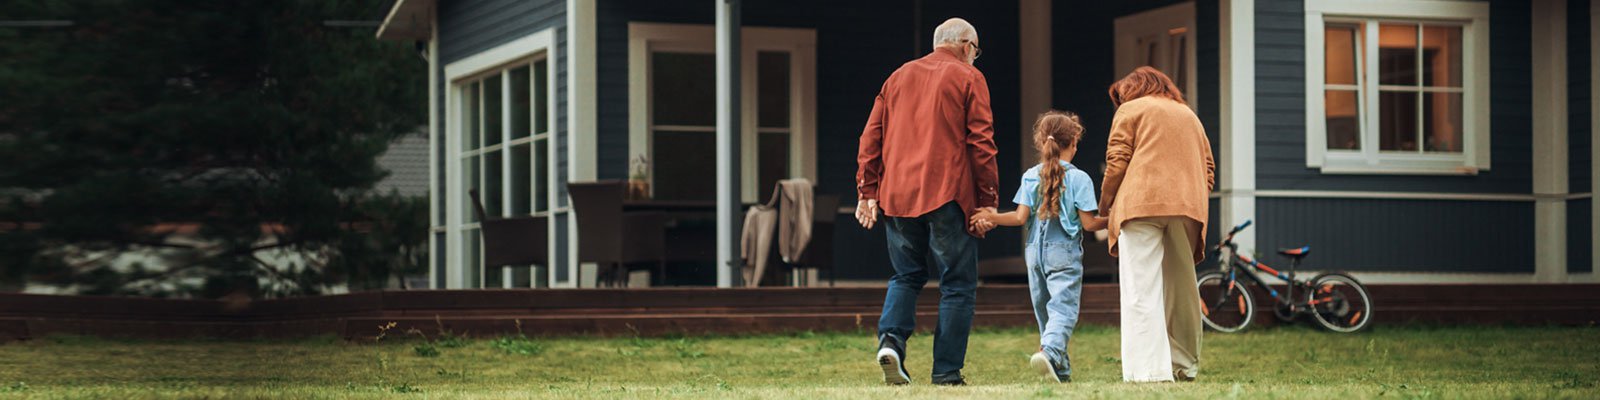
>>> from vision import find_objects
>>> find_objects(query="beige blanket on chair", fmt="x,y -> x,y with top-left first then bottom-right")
739,179 -> 814,287
740,204 -> 777,287
775,179 -> 813,263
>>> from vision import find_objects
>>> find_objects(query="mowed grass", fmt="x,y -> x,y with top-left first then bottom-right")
0,324 -> 1596,399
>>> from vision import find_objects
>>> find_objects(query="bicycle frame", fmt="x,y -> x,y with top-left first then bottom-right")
1205,220 -> 1373,332
1219,248 -> 1297,305
1212,221 -> 1304,306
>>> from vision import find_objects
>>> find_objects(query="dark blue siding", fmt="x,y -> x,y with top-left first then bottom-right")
1253,0 -> 1533,194
1204,197 -> 1221,267
1199,0 -> 1223,257
1200,0 -> 1224,267
1254,0 -> 1305,190
1570,0 -> 1592,194
1572,199 -> 1591,273
1198,0 -> 1222,195
1257,198 -> 1533,272
439,0 -> 564,63
556,26 -> 568,205
555,213 -> 569,281
1571,0 -> 1591,274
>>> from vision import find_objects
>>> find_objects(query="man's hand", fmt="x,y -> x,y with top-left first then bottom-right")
855,199 -> 879,229
969,207 -> 998,237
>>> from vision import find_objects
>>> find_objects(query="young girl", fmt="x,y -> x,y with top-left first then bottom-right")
972,110 -> 1107,383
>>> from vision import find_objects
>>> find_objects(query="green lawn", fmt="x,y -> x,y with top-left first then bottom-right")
0,325 -> 1596,399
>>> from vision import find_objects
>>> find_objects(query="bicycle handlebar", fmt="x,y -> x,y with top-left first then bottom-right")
1212,220 -> 1253,253
1229,220 -> 1253,235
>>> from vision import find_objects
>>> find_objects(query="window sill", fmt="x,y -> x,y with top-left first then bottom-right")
1315,154 -> 1479,176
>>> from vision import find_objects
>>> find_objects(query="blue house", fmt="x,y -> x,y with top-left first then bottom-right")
376,0 -> 1597,289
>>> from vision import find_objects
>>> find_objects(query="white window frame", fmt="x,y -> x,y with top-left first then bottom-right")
627,22 -> 818,202
1304,0 -> 1490,175
443,30 -> 560,289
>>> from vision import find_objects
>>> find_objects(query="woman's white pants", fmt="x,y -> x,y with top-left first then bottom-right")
1117,216 -> 1203,382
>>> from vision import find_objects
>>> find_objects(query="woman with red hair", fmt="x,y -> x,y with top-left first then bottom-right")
1100,66 -> 1214,383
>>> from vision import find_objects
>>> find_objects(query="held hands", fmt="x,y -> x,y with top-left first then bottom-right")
858,199 -> 999,239
968,207 -> 998,237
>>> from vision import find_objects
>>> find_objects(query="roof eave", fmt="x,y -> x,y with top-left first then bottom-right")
375,0 -> 435,41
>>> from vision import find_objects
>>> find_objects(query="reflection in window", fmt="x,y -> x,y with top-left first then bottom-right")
1324,24 -> 1361,150
1323,20 -> 1463,154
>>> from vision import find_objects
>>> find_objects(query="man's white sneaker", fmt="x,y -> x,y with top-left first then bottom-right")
878,347 -> 910,385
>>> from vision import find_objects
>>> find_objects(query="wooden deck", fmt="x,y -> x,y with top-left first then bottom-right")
0,284 -> 1596,340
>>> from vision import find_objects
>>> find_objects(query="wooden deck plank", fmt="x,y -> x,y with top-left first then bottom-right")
0,284 -> 1593,340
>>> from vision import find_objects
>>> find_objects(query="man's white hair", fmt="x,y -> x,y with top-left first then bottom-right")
932,18 -> 977,48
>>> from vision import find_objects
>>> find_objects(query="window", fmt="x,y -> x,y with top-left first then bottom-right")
1304,0 -> 1489,174
629,23 -> 817,202
649,51 -> 717,201
455,59 -> 552,287
756,51 -> 793,197
444,31 -> 558,288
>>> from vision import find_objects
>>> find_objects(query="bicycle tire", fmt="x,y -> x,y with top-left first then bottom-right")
1306,272 -> 1374,333
1197,271 -> 1254,333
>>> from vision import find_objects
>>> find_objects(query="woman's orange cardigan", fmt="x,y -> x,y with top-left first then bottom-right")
1099,96 -> 1215,261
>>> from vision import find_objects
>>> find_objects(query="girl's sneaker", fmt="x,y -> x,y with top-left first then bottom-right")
1030,351 -> 1070,383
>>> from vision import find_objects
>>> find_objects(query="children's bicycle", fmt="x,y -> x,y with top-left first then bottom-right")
1197,220 -> 1374,333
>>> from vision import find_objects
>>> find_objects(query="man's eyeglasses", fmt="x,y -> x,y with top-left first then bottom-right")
965,40 -> 982,61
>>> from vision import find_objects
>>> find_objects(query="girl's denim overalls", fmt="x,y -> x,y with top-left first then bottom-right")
1023,164 -> 1085,378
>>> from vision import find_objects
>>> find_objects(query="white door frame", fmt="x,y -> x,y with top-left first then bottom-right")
1114,2 -> 1200,109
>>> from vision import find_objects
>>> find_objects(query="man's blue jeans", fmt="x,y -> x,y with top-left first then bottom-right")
877,202 -> 979,378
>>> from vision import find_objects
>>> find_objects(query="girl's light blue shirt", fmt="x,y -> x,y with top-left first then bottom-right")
1012,160 -> 1099,244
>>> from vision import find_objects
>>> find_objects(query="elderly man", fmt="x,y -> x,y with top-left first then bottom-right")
855,17 -> 998,386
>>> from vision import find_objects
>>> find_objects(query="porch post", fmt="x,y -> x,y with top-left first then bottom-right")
428,20 -> 441,289
1590,0 -> 1599,278
568,0 -> 597,288
1018,0 -> 1051,170
1532,0 -> 1569,283
716,0 -> 743,288
1219,0 -> 1257,253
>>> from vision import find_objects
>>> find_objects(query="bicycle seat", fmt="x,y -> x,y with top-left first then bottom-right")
1278,246 -> 1311,259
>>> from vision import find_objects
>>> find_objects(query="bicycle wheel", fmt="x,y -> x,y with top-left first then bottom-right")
1197,271 -> 1253,332
1306,272 -> 1373,333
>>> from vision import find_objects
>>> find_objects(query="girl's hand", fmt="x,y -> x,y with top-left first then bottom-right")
969,208 -> 997,232
969,209 -> 991,224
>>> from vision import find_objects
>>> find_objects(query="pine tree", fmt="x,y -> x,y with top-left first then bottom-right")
0,0 -> 427,297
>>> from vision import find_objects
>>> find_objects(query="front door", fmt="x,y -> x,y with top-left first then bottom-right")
1114,2 -> 1198,108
